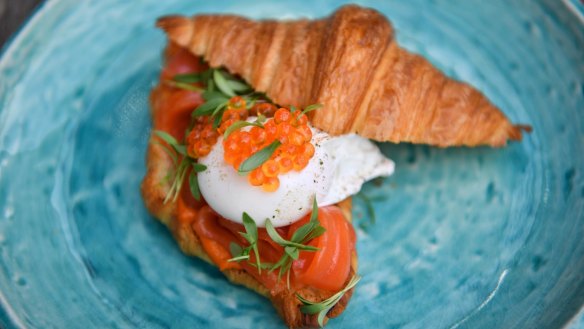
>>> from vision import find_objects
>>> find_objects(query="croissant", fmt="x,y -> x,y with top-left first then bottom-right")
157,4 -> 529,147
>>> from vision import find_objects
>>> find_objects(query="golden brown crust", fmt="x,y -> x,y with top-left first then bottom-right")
142,81 -> 358,328
157,4 -> 529,147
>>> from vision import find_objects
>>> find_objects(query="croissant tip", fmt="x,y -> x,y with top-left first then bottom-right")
518,124 -> 533,133
156,15 -> 193,47
156,15 -> 186,29
156,15 -> 190,34
508,124 -> 532,142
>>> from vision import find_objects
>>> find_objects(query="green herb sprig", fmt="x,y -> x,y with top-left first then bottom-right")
153,131 -> 206,203
228,213 -> 263,273
264,198 -> 326,286
238,140 -> 282,174
223,119 -> 264,139
166,71 -> 211,92
302,103 -> 323,115
296,275 -> 361,327
192,97 -> 229,117
188,162 -> 208,201
166,81 -> 205,92
187,68 -> 256,129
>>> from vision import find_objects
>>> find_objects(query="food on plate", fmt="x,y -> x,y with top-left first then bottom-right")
141,4 -> 529,328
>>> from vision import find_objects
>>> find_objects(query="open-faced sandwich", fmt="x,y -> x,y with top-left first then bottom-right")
141,5 -> 529,328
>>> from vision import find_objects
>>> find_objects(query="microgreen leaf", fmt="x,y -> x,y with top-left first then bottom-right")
230,242 -> 243,255
228,213 -> 262,273
213,111 -> 223,129
304,226 -> 327,242
207,78 -> 216,92
289,105 -> 297,113
188,162 -> 206,201
242,213 -> 258,242
270,253 -> 291,276
226,79 -> 251,93
246,98 -> 257,109
163,157 -> 191,204
284,261 -> 293,287
256,114 -> 267,124
297,275 -> 362,327
242,213 -> 262,272
193,98 -> 228,117
290,222 -> 314,245
309,197 -> 319,223
228,242 -> 249,262
285,246 -> 299,260
238,140 -> 281,174
291,198 -> 325,243
166,80 -> 205,92
317,310 -> 328,328
239,232 -> 251,241
173,73 -> 204,83
302,103 -> 323,114
297,301 -> 328,315
154,130 -> 187,156
192,163 -> 207,172
211,102 -> 228,117
223,120 -> 264,139
228,254 -> 250,262
265,219 -> 290,246
152,130 -> 193,204
244,93 -> 265,109
152,140 -> 178,165
173,144 -> 187,155
264,219 -> 294,282
290,225 -> 315,246
154,130 -> 179,147
213,70 -> 235,97
202,90 -> 227,102
200,68 -> 213,82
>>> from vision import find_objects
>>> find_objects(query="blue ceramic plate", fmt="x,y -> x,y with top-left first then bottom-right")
1,0 -> 583,328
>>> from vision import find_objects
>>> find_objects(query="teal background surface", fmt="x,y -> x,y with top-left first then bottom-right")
0,0 -> 583,328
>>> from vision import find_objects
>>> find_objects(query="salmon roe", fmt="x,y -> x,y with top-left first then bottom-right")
186,96 -> 248,158
186,116 -> 217,158
222,108 -> 314,192
186,100 -> 315,192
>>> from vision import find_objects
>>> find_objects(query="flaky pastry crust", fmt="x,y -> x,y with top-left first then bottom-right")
157,4 -> 529,147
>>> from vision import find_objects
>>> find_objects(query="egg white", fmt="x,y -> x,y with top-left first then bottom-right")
320,134 -> 395,206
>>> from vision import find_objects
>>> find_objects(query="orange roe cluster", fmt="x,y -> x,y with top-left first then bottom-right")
186,96 -> 248,158
186,116 -> 217,158
218,96 -> 249,135
223,108 -> 315,192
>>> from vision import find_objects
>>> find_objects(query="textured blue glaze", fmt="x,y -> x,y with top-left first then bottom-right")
0,0 -> 583,328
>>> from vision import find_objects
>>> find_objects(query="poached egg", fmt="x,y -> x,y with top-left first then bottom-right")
198,121 -> 394,227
